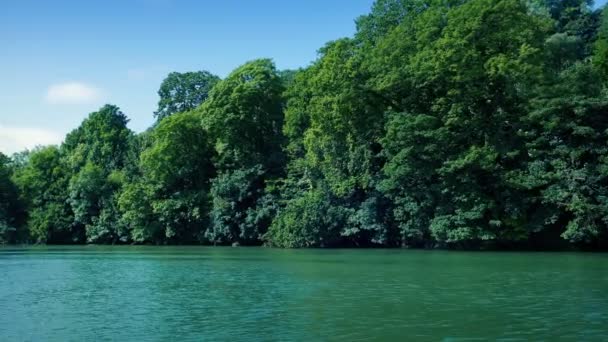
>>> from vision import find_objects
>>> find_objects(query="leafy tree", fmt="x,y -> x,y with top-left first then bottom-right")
64,104 -> 133,171
115,129 -> 158,243
5,0 -> 608,249
201,59 -> 285,173
278,36 -> 393,246
118,182 -> 159,243
278,69 -> 298,88
206,166 -> 266,244
266,187 -> 348,248
136,111 -> 216,243
594,6 -> 608,79
300,38 -> 386,196
379,112 -> 445,246
373,0 -> 550,246
516,63 -> 608,247
0,153 -> 24,243
355,0 -> 432,46
68,163 -> 128,243
538,0 -> 596,36
199,59 -> 286,244
12,147 -> 78,243
154,71 -> 220,122
64,105 -> 134,243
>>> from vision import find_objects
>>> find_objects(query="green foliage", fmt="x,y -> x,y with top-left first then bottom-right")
138,111 -> 216,243
63,105 -> 134,243
118,182 -> 159,243
594,6 -> 608,79
266,188 -> 347,248
302,38 -> 386,196
64,104 -> 132,171
540,0 -> 596,39
200,59 -> 286,174
518,63 -> 608,245
373,0 -> 549,246
155,71 -> 220,122
141,111 -> 214,192
6,0 -> 608,249
68,163 -> 127,243
12,147 -> 77,243
0,153 -> 24,243
199,59 -> 287,245
278,69 -> 298,88
380,112 -> 445,246
355,0 -> 435,45
206,166 -> 266,244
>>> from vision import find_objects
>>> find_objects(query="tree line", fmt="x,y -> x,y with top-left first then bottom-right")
2,0 -> 608,249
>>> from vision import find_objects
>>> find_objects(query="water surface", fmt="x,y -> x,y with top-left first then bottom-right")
1,247 -> 607,341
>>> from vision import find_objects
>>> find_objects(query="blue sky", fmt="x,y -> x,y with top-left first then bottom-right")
0,0 -> 607,154
0,0 -> 374,153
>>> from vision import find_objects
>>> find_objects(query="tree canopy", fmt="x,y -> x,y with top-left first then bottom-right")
154,71 -> 220,122
3,0 -> 608,249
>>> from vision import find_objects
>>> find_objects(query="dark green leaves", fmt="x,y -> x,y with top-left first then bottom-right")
6,0 -> 608,249
155,71 -> 220,122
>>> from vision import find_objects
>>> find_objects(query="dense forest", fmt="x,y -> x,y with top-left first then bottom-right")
1,0 -> 608,249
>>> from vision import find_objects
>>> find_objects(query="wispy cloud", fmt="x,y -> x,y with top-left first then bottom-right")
45,82 -> 103,104
0,125 -> 63,155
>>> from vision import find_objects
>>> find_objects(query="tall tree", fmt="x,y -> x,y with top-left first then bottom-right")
516,53 -> 608,248
200,59 -> 285,174
63,105 -> 134,243
0,153 -> 24,243
4,0 -> 608,249
271,37 -> 392,247
375,0 -> 549,246
133,111 -> 216,243
594,6 -> 608,78
12,147 -> 77,243
199,59 -> 286,244
154,71 -> 220,122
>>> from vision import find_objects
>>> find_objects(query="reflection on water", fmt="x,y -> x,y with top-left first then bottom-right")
1,247 -> 607,341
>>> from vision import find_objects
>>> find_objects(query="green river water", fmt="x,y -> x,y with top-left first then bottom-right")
1,246 -> 607,341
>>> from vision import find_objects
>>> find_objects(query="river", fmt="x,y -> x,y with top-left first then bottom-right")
1,246 -> 607,341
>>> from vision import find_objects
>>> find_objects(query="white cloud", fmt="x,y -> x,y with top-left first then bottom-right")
45,82 -> 103,104
0,125 -> 63,155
